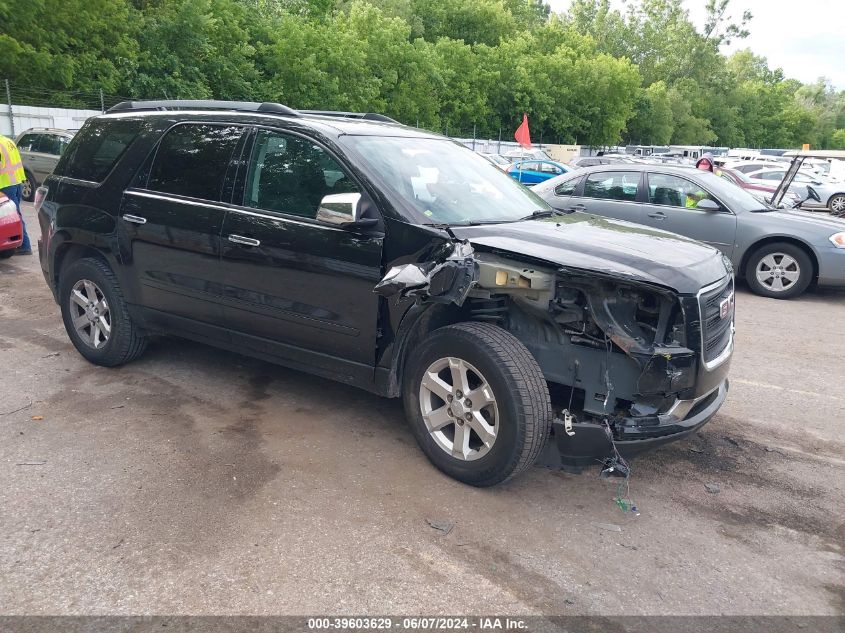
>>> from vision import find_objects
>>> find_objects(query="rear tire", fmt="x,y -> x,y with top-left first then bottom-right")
21,171 -> 35,202
745,242 -> 812,299
59,257 -> 147,366
403,322 -> 552,487
829,194 -> 845,217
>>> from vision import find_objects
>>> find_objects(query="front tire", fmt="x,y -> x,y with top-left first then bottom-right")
829,194 -> 845,217
403,322 -> 552,487
745,242 -> 812,299
59,257 -> 147,366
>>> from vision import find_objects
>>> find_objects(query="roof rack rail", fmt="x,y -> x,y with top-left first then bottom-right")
299,110 -> 399,124
107,100 -> 300,117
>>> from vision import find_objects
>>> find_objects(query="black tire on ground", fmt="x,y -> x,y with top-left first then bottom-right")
745,242 -> 813,299
21,171 -> 35,202
828,194 -> 845,217
59,257 -> 147,366
402,321 -> 552,487
0,249 -> 14,259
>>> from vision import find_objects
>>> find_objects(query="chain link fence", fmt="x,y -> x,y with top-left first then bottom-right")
1,80 -> 134,136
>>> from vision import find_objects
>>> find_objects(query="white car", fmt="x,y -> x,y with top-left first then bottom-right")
746,168 -> 845,214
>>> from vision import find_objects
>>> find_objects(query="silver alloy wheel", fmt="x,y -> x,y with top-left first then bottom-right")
69,279 -> 111,349
418,357 -> 499,461
830,195 -> 845,215
755,252 -> 800,293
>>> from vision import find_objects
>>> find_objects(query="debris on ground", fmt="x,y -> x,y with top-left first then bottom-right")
426,519 -> 455,535
31,416 -> 44,421
705,483 -> 721,494
16,461 -> 46,466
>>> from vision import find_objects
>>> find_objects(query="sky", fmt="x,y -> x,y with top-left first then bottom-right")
545,0 -> 845,89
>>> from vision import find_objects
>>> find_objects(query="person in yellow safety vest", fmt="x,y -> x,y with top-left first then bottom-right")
685,189 -> 708,208
0,134 -> 31,255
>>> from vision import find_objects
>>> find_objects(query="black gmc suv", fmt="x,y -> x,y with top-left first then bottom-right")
36,100 -> 734,486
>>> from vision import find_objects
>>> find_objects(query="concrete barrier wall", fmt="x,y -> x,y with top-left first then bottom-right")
1,104 -> 100,137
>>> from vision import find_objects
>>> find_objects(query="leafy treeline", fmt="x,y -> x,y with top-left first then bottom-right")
1,0 -> 843,148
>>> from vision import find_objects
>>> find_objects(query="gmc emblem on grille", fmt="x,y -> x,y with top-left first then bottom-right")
719,292 -> 735,320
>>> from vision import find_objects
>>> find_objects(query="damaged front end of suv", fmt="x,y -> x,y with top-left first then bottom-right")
376,225 -> 734,472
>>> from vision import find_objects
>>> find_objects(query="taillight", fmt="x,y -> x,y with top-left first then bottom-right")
0,195 -> 16,218
34,186 -> 48,213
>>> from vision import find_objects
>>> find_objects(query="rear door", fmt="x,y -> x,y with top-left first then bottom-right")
537,161 -> 564,182
118,122 -> 246,333
640,172 -> 737,254
512,161 -> 542,184
566,170 -> 646,224
218,127 -> 384,370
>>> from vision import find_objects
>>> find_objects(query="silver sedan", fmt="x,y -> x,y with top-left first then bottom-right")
533,164 -> 845,299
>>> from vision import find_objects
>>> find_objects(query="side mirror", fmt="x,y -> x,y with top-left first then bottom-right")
806,186 -> 821,203
316,192 -> 377,229
696,198 -> 721,211
316,192 -> 361,225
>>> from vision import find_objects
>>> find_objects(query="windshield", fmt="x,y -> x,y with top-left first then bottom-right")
693,170 -> 776,212
342,136 -> 549,225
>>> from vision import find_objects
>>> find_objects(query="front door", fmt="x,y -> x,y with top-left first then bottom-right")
641,172 -> 737,255
118,122 -> 246,332
219,127 -> 384,374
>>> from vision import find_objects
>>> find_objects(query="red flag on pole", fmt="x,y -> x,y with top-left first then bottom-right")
514,113 -> 532,149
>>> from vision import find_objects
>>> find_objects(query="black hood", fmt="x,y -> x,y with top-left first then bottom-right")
449,213 -> 729,294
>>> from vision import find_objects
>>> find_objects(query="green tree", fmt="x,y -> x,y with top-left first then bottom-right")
626,81 -> 674,145
0,0 -> 138,104
134,0 -> 262,99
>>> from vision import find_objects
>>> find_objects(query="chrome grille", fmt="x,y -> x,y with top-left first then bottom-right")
699,277 -> 734,365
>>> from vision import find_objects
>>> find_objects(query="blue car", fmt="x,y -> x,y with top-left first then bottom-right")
507,160 -> 571,184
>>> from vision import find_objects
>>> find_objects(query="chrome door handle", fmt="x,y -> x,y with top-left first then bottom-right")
228,234 -> 261,247
122,214 -> 147,225
647,211 -> 667,219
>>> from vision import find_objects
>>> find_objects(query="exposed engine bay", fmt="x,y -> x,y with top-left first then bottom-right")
375,239 -> 734,469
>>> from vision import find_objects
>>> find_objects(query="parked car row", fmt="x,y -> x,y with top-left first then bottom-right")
532,164 -> 845,299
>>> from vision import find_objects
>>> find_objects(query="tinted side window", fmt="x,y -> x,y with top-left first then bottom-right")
147,124 -> 243,201
37,134 -> 65,156
58,119 -> 143,182
554,179 -> 578,196
647,173 -> 717,208
17,133 -> 40,151
583,171 -> 639,201
243,129 -> 359,219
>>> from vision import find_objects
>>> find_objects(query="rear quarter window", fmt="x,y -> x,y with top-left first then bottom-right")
55,118 -> 144,183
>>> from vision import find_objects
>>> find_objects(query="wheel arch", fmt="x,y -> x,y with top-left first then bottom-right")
52,241 -> 112,292
379,302 -> 474,398
738,236 -> 819,281
827,191 -> 845,210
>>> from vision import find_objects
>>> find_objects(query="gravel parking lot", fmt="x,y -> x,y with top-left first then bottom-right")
1,202 -> 843,616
